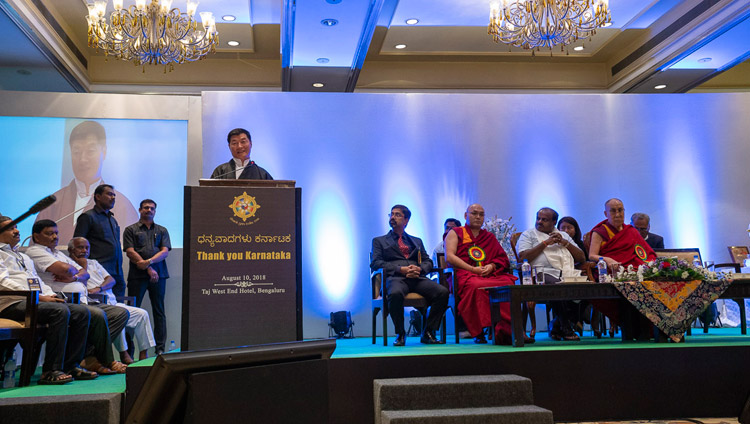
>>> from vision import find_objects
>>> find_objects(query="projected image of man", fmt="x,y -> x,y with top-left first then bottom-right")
35,120 -> 138,245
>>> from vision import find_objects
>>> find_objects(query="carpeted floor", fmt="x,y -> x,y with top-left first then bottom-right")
331,327 -> 750,358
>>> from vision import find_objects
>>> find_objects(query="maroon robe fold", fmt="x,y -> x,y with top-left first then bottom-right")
452,226 -> 517,341
590,220 -> 656,326
592,220 -> 656,268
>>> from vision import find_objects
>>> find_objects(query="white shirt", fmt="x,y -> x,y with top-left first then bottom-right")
25,243 -> 88,302
85,258 -> 117,306
0,242 -> 55,296
232,157 -> 250,179
516,228 -> 581,278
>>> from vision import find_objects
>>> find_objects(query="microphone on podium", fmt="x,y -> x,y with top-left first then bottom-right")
0,195 -> 57,234
210,161 -> 255,179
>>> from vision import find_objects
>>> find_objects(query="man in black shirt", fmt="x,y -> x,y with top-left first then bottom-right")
73,184 -> 126,297
209,128 -> 273,180
123,199 -> 171,355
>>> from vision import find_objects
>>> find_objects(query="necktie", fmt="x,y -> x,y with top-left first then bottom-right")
397,234 -> 410,258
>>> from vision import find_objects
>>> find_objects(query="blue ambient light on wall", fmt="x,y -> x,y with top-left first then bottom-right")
523,160 -> 568,230
663,145 -> 708,260
308,188 -> 356,305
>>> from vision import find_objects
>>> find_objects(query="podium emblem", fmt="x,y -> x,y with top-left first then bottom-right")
229,192 -> 261,222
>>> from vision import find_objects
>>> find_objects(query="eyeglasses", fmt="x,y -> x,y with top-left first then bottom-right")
388,212 -> 404,218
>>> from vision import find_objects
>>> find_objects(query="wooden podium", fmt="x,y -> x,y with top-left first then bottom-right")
181,180 -> 302,350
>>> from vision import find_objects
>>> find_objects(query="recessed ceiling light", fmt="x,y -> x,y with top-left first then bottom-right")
16,69 -> 31,76
654,84 -> 667,90
312,82 -> 325,88
227,41 -> 240,47
602,22 -> 613,27
222,15 -> 236,22
394,44 -> 407,49
573,46 -> 584,51
405,18 -> 419,25
321,19 -> 338,27
697,57 -> 712,63
316,58 -> 330,64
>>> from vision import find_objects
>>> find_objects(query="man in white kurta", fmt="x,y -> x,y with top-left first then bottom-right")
516,207 -> 586,341
68,237 -> 155,362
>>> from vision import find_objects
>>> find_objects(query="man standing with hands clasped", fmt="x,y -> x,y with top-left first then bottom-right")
123,199 -> 171,355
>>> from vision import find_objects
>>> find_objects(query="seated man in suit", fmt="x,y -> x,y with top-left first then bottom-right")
371,205 -> 449,346
630,213 -> 665,249
210,128 -> 273,180
445,204 -> 521,345
0,215 -> 92,384
517,207 -> 585,341
25,219 -> 129,374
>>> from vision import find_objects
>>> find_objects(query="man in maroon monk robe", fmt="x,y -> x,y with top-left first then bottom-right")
588,198 -> 657,339
445,204 -> 523,345
588,198 -> 656,267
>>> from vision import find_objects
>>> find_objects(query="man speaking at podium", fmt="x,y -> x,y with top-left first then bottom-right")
210,128 -> 273,180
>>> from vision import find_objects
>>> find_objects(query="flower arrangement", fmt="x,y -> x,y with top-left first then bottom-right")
609,257 -> 731,283
483,215 -> 517,268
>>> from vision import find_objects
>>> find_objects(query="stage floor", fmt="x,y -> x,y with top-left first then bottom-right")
2,327 -> 750,399
332,326 -> 750,358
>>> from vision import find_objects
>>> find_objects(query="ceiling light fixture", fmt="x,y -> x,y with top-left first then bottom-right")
697,57 -> 712,63
405,18 -> 419,25
222,15 -> 236,21
316,57 -> 330,64
227,41 -> 240,47
312,82 -> 325,88
394,44 -> 407,49
321,19 -> 338,26
488,0 -> 611,52
86,0 -> 218,71
654,84 -> 667,90
573,46 -> 584,51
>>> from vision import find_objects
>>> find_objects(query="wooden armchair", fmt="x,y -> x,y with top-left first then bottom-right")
434,253 -> 459,344
371,254 -> 447,346
0,290 -> 45,387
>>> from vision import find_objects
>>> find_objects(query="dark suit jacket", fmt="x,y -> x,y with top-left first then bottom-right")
35,179 -> 138,245
371,231 -> 433,278
210,159 -> 273,180
645,232 -> 665,249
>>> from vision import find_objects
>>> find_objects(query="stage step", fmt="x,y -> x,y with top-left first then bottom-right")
0,393 -> 121,424
381,405 -> 553,424
374,375 -> 552,424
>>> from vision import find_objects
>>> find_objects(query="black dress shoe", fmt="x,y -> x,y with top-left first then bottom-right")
393,334 -> 406,346
473,334 -> 487,344
420,331 -> 443,344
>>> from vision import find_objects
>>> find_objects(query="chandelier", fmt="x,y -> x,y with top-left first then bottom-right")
86,0 -> 218,70
488,0 -> 611,52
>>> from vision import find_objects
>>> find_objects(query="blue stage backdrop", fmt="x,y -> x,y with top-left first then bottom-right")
0,116 -> 187,247
202,92 -> 750,338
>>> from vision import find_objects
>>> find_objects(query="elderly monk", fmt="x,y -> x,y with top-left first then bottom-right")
588,198 -> 657,340
588,198 -> 656,267
445,204 -> 522,345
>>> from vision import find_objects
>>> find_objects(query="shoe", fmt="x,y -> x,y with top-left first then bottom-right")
120,351 -> 134,365
420,330 -> 443,344
562,330 -> 580,341
80,357 -> 115,375
549,330 -> 563,341
524,335 -> 536,344
69,367 -> 98,380
473,334 -> 487,344
393,334 -> 406,346
38,370 -> 73,385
